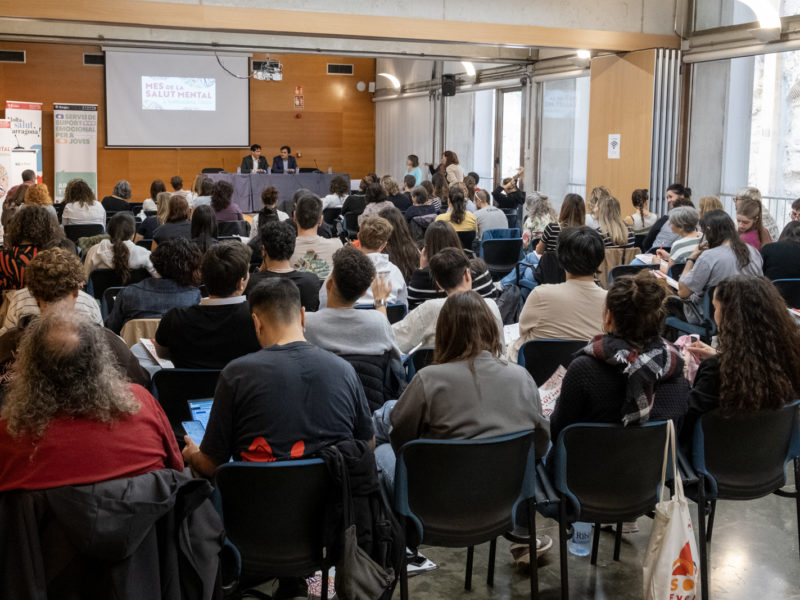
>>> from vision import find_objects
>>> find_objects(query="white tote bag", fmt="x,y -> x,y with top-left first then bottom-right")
642,420 -> 700,600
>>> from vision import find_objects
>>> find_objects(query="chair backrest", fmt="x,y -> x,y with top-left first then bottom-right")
342,211 -> 360,236
554,422 -> 669,522
119,318 -> 160,347
64,223 -> 104,244
403,346 -> 435,382
322,207 -> 342,224
127,203 -> 143,216
355,302 -> 408,324
693,401 -> 799,499
596,247 -> 641,289
481,228 -> 522,241
201,167 -> 224,173
152,368 -> 222,439
394,431 -> 535,547
772,279 -> 800,309
518,339 -> 587,386
55,201 -> 67,223
668,261 -> 686,280
608,263 -> 658,283
534,251 -> 566,285
633,234 -> 647,250
217,220 -> 250,237
87,268 -> 150,299
101,286 -> 124,321
214,460 -> 332,579
144,210 -> 157,217
481,238 -> 523,280
456,230 -> 476,250
136,238 -> 153,251
505,213 -> 518,228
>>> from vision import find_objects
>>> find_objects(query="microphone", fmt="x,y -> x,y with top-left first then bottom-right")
13,133 -> 24,150
314,159 -> 319,172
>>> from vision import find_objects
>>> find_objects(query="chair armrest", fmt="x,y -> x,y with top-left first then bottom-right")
676,448 -> 699,486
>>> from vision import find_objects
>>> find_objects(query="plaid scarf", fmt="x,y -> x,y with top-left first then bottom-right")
580,334 -> 683,426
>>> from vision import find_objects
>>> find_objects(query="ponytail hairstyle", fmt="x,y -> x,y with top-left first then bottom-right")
107,212 -> 136,283
631,189 -> 649,224
449,188 -> 467,225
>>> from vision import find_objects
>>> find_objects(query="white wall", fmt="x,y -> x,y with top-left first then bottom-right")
375,95 -> 434,182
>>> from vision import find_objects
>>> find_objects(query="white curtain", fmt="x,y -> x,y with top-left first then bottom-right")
375,95 -> 434,183
444,92 -> 476,175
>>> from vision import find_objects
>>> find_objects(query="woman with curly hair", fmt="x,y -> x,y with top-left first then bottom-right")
105,237 -> 202,334
84,212 -> 157,282
61,178 -> 106,226
681,275 -> 800,452
0,310 -> 181,491
0,205 -> 65,290
523,191 -> 557,243
24,183 -> 58,219
210,180 -> 243,222
442,150 -> 464,185
378,206 -> 420,282
322,176 -> 349,210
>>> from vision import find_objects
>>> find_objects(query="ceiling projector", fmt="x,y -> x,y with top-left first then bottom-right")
253,58 -> 283,81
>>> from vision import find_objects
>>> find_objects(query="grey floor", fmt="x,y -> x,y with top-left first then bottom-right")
402,472 -> 799,600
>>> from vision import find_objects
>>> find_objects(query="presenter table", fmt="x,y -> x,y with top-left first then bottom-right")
205,172 -> 350,213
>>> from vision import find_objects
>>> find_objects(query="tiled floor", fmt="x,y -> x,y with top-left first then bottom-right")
402,471 -> 799,599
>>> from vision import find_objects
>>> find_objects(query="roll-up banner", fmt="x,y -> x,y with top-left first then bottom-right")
0,120 -> 13,204
4,101 -> 43,180
53,104 -> 98,202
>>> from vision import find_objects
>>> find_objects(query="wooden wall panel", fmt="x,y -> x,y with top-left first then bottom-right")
586,49 -> 656,217
0,42 -> 375,203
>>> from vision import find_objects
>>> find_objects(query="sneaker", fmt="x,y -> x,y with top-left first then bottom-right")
600,520 -> 640,534
510,535 -> 553,573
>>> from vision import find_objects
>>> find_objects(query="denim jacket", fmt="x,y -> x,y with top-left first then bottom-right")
105,278 -> 202,334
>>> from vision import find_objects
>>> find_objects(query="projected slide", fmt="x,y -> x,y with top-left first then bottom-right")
142,76 -> 216,111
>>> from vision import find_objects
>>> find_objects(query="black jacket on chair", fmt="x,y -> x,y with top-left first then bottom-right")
340,351 -> 407,412
0,469 -> 224,600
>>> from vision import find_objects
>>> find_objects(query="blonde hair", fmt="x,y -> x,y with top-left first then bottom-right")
596,195 -> 629,246
380,175 -> 400,197
156,191 -> 172,225
587,186 -> 612,217
699,196 -> 723,217
359,216 -> 393,250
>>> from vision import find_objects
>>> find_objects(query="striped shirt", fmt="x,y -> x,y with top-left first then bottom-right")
601,226 -> 636,248
407,266 -> 496,311
1,288 -> 103,334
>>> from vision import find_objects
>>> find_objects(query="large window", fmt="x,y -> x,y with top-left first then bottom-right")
694,0 -> 800,32
538,76 -> 590,207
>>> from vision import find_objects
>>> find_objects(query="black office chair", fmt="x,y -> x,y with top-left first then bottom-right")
517,339 -> 587,386
55,201 -> 67,224
394,431 -> 538,600
342,212 -> 360,239
87,268 -> 150,300
353,302 -> 407,325
772,278 -> 800,308
402,347 -> 435,382
633,234 -> 647,250
504,212 -> 519,229
481,238 -> 523,281
64,223 -> 104,244
101,286 -> 124,321
298,167 -> 322,173
457,230 -> 476,253
136,238 -> 153,251
152,368 -> 222,442
322,207 -> 342,224
535,422 -> 670,599
214,460 -> 333,600
608,263 -> 659,283
144,210 -> 157,217
217,221 -> 251,237
127,202 -> 143,216
684,402 -> 800,600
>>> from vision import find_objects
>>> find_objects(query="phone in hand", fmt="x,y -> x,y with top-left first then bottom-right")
182,420 -> 205,446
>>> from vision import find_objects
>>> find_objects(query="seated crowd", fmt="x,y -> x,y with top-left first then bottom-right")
0,168 -> 799,596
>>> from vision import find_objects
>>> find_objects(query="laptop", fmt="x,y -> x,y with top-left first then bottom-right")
183,399 -> 214,445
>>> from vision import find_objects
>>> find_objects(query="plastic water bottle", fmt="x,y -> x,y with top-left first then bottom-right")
568,522 -> 593,556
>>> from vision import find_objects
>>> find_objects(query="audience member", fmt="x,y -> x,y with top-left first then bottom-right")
676,210 -> 763,324
510,227 -> 607,361
0,248 -> 150,389
624,188 -> 657,234
435,188 -> 477,233
290,192 -> 342,279
378,206 -> 420,282
61,178 -> 106,226
760,221 -> 800,280
550,269 -> 689,446
0,206 -> 66,290
653,206 -> 700,267
474,189 -> 508,238
698,196 -> 723,218
341,174 -> 377,217
251,187 -> 289,234
152,195 -> 192,248
24,183 -> 58,219
105,238 -> 202,334
536,193 -> 586,254
681,276 -> 800,454
84,212 -> 157,281
321,176 -> 349,210
407,221 -> 495,309
190,204 -> 218,254
247,206 -> 280,265
142,179 -> 166,211
189,174 -> 207,205
491,169 -> 524,210
392,175 -> 414,212
642,183 -> 692,250
736,194 -> 772,250
0,310 -> 177,491
404,185 -> 436,225
585,186 -> 611,229
155,242 -> 260,369
359,182 -> 393,225
191,177 -> 215,208
393,248 -> 502,353
3,169 -> 35,206
278,187 -> 309,219
737,186 -> 779,240
463,174 -> 478,207
792,198 -> 800,222
305,245 -> 404,409
210,180 -> 243,222
430,173 -> 448,212
136,191 -> 171,242
523,192 -> 557,242
1,171 -> 35,233
596,195 -> 635,247
102,180 -> 132,212
169,175 -> 193,206
245,220 -> 320,311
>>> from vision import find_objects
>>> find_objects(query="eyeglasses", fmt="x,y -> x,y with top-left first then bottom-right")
792,210 -> 800,220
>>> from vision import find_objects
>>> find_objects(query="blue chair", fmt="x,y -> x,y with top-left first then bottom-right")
517,339 -> 587,386
214,460 -> 332,600
355,302 -> 408,324
402,347 -> 434,382
665,285 -> 717,342
772,278 -> 800,308
481,227 -> 522,242
535,422 -> 670,600
684,401 -> 800,600
481,237 -> 524,281
393,431 -> 538,599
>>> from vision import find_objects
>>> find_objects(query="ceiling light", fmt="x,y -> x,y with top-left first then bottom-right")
576,50 -> 592,60
461,61 -> 476,77
378,73 -> 400,89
